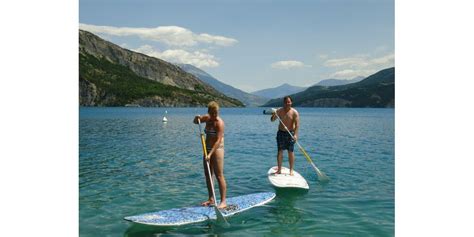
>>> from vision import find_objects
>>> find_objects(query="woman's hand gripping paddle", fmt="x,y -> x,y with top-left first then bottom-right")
197,118 -> 229,225
272,108 -> 329,182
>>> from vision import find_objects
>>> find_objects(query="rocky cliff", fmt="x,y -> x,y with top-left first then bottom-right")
79,30 -> 244,107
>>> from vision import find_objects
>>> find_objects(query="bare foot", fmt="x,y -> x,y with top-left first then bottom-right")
272,167 -> 281,175
217,202 -> 227,209
289,170 -> 294,176
201,200 -> 214,206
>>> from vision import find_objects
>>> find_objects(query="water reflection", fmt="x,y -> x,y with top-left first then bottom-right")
268,188 -> 308,234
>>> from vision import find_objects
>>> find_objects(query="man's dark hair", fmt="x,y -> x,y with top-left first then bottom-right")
283,96 -> 292,103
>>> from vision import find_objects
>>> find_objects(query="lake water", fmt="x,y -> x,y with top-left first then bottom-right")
79,107 -> 394,236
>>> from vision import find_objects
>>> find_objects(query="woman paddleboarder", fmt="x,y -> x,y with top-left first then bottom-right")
193,101 -> 227,209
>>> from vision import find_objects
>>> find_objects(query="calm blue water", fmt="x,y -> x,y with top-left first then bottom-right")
79,107 -> 394,236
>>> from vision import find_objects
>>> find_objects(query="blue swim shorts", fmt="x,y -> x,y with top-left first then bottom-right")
276,130 -> 295,152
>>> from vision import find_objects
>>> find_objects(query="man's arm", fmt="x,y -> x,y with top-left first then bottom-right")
270,108 -> 278,122
293,110 -> 299,141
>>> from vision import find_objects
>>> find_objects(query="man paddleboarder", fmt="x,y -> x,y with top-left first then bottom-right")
271,96 -> 300,176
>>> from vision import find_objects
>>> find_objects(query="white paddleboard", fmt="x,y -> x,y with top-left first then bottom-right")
267,166 -> 309,189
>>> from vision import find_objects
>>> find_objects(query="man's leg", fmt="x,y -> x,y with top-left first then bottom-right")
276,150 -> 283,174
288,151 -> 295,175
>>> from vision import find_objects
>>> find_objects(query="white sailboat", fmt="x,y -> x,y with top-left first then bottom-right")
162,110 -> 168,122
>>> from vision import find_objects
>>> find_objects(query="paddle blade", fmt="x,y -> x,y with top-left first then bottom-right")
298,146 -> 329,182
317,171 -> 330,182
214,206 -> 229,226
309,161 -> 329,182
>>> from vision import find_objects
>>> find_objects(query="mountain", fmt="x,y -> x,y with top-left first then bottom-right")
177,64 -> 268,107
262,67 -> 394,108
251,83 -> 307,99
315,76 -> 365,86
79,30 -> 243,107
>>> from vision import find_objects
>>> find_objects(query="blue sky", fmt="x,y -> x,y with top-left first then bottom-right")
80,0 -> 394,92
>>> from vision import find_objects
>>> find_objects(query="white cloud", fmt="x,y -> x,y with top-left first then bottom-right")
197,33 -> 237,47
134,45 -> 219,68
324,53 -> 394,68
271,60 -> 311,70
370,53 -> 394,65
323,53 -> 394,78
79,23 -> 238,47
318,54 -> 329,59
324,57 -> 368,67
330,69 -> 377,79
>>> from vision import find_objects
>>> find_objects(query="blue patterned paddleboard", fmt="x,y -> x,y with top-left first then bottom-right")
124,192 -> 276,226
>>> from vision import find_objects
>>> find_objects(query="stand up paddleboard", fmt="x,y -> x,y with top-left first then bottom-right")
124,192 -> 275,226
267,166 -> 309,189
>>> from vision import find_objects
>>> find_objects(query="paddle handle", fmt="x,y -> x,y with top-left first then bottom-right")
197,117 -> 210,161
197,118 -> 214,190
200,134 -> 208,158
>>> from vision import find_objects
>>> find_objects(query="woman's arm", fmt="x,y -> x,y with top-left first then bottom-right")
193,114 -> 210,124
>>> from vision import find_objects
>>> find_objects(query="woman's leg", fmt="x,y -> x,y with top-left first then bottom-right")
212,149 -> 227,208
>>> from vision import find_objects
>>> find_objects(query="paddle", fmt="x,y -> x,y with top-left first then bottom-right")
272,108 -> 329,182
197,118 -> 229,225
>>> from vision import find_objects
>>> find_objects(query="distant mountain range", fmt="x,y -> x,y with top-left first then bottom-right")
79,30 -> 243,107
177,64 -> 268,107
251,77 -> 364,100
251,83 -> 307,99
263,67 -> 394,108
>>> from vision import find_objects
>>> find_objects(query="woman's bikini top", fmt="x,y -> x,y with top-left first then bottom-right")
204,126 -> 218,137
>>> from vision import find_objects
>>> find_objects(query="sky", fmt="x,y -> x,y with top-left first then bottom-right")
79,0 -> 394,92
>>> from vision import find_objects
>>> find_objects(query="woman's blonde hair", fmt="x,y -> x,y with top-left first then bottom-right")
208,101 -> 219,113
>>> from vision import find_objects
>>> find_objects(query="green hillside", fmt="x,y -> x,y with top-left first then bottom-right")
263,67 -> 394,108
79,51 -> 244,107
